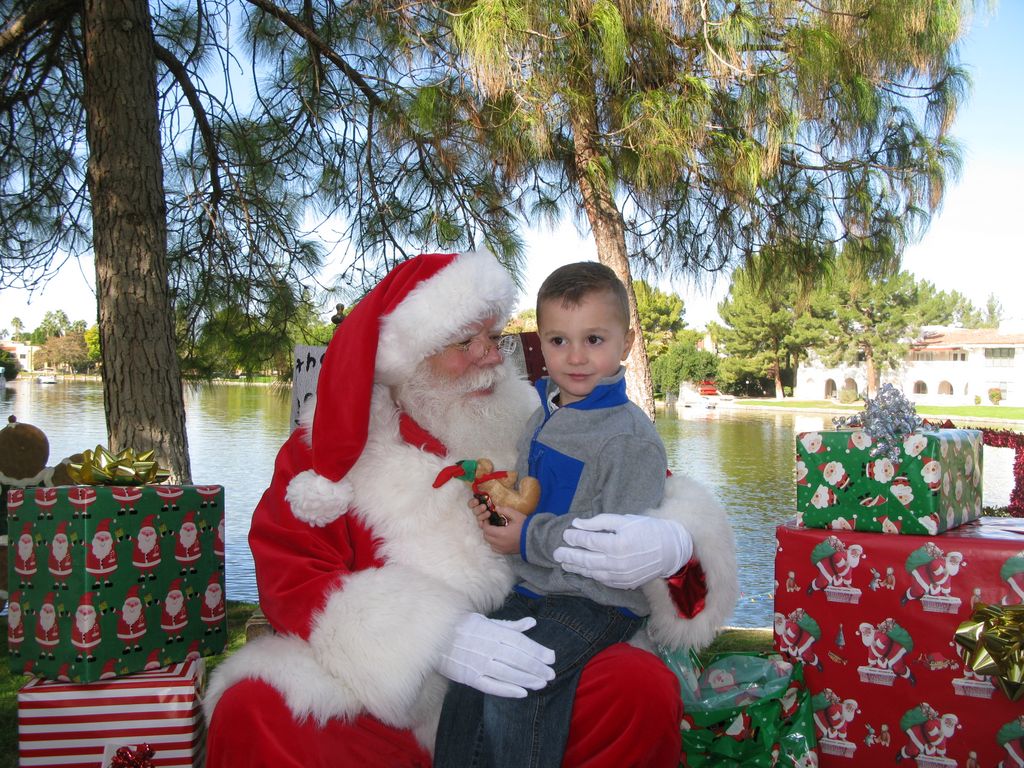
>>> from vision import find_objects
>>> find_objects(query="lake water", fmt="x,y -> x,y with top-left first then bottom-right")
2,380 -> 1016,628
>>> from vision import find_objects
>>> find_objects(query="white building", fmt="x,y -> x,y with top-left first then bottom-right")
0,340 -> 40,372
793,327 -> 1024,407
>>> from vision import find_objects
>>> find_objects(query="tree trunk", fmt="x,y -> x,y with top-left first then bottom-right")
569,102 -> 655,420
865,351 -> 878,398
773,361 -> 784,399
82,0 -> 191,481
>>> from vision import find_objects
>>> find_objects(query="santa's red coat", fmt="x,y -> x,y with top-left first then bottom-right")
204,379 -> 738,766
86,548 -> 117,576
72,622 -> 100,651
117,615 -> 147,643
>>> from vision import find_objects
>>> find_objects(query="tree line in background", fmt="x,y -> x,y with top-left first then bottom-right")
3,259 -> 1004,398
1,0 -> 984,480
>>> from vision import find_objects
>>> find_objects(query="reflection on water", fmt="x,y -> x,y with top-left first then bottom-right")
2,381 -> 1016,628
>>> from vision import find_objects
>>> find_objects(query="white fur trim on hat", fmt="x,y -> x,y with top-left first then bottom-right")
285,469 -> 353,527
375,250 -> 517,384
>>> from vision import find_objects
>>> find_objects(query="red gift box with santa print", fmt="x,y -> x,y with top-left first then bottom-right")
18,657 -> 205,767
795,427 -> 983,535
774,517 -> 1024,767
6,484 -> 226,681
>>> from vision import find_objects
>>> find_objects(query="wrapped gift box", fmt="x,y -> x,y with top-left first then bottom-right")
774,517 -> 1024,766
6,485 -> 226,681
18,658 -> 205,767
795,428 -> 983,534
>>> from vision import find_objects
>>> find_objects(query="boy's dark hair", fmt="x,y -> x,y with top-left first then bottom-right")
536,262 -> 630,329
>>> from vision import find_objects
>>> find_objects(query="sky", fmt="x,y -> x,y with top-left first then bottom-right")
2,4 -> 1022,335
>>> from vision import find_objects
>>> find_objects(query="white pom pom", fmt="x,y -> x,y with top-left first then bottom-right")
286,469 -> 353,527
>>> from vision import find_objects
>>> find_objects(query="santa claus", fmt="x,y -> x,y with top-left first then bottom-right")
68,485 -> 97,519
34,591 -> 60,658
71,591 -> 101,661
117,584 -> 147,652
920,456 -> 943,493
174,511 -> 201,575
132,514 -> 162,582
203,251 -> 738,767
200,573 -> 226,634
213,516 -> 225,564
7,591 -> 25,656
34,486 -> 57,519
160,577 -> 189,641
85,517 -> 118,588
13,521 -> 37,588
47,520 -> 73,590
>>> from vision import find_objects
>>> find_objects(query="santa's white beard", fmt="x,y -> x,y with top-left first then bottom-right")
394,359 -> 525,460
205,586 -> 222,608
18,536 -> 32,561
165,593 -> 184,615
9,607 -> 21,628
92,535 -> 112,560
137,530 -> 157,553
122,601 -> 142,625
179,525 -> 197,548
76,609 -> 96,633
39,608 -> 55,631
51,537 -> 68,560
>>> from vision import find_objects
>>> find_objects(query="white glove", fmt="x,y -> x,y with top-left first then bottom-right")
438,613 -> 556,698
553,514 -> 694,590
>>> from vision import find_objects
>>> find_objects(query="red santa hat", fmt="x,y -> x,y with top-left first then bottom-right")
207,572 -> 221,588
20,521 -> 33,539
9,590 -> 22,605
124,585 -> 141,602
181,511 -> 196,525
78,592 -> 95,608
168,578 -> 183,594
42,591 -> 55,606
144,649 -> 162,670
285,251 -> 516,527
94,518 -> 112,535
140,514 -> 156,530
100,659 -> 117,679
54,520 -> 68,537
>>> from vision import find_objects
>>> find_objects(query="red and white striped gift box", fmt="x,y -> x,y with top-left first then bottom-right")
18,658 -> 205,768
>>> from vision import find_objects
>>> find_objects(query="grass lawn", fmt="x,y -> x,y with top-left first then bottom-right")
0,603 -> 773,764
734,398 -> 1024,423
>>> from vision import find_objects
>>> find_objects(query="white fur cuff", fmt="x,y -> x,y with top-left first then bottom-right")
286,469 -> 353,527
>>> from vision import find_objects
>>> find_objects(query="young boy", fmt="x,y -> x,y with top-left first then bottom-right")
433,261 -> 677,768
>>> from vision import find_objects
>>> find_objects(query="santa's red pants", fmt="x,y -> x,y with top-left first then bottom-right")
206,643 -> 682,767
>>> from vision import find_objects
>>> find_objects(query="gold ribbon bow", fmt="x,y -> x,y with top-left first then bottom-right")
66,446 -> 171,486
954,603 -> 1024,701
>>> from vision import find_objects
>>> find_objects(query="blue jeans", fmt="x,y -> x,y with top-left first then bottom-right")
433,592 -> 644,768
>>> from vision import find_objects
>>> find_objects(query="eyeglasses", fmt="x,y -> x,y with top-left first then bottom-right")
447,334 -> 519,360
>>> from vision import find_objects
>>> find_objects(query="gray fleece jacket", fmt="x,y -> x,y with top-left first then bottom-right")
511,367 -> 667,616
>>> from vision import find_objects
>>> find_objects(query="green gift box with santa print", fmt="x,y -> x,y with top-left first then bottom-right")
794,427 -> 983,535
5,484 -> 226,682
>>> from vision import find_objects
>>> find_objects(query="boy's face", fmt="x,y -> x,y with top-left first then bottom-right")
537,290 -> 634,406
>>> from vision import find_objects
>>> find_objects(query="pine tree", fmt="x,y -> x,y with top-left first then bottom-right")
452,0 -> 976,413
814,259 -> 920,397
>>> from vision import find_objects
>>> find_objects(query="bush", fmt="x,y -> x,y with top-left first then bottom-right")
975,395 -> 982,406
783,386 -> 793,397
838,387 -> 859,404
989,388 -> 1004,406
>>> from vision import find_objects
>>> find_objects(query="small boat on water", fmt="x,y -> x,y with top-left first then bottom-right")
38,374 -> 57,384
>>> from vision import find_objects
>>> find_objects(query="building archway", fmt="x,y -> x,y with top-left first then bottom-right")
913,381 -> 928,395
843,378 -> 858,393
824,379 -> 837,399
938,381 -> 953,395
